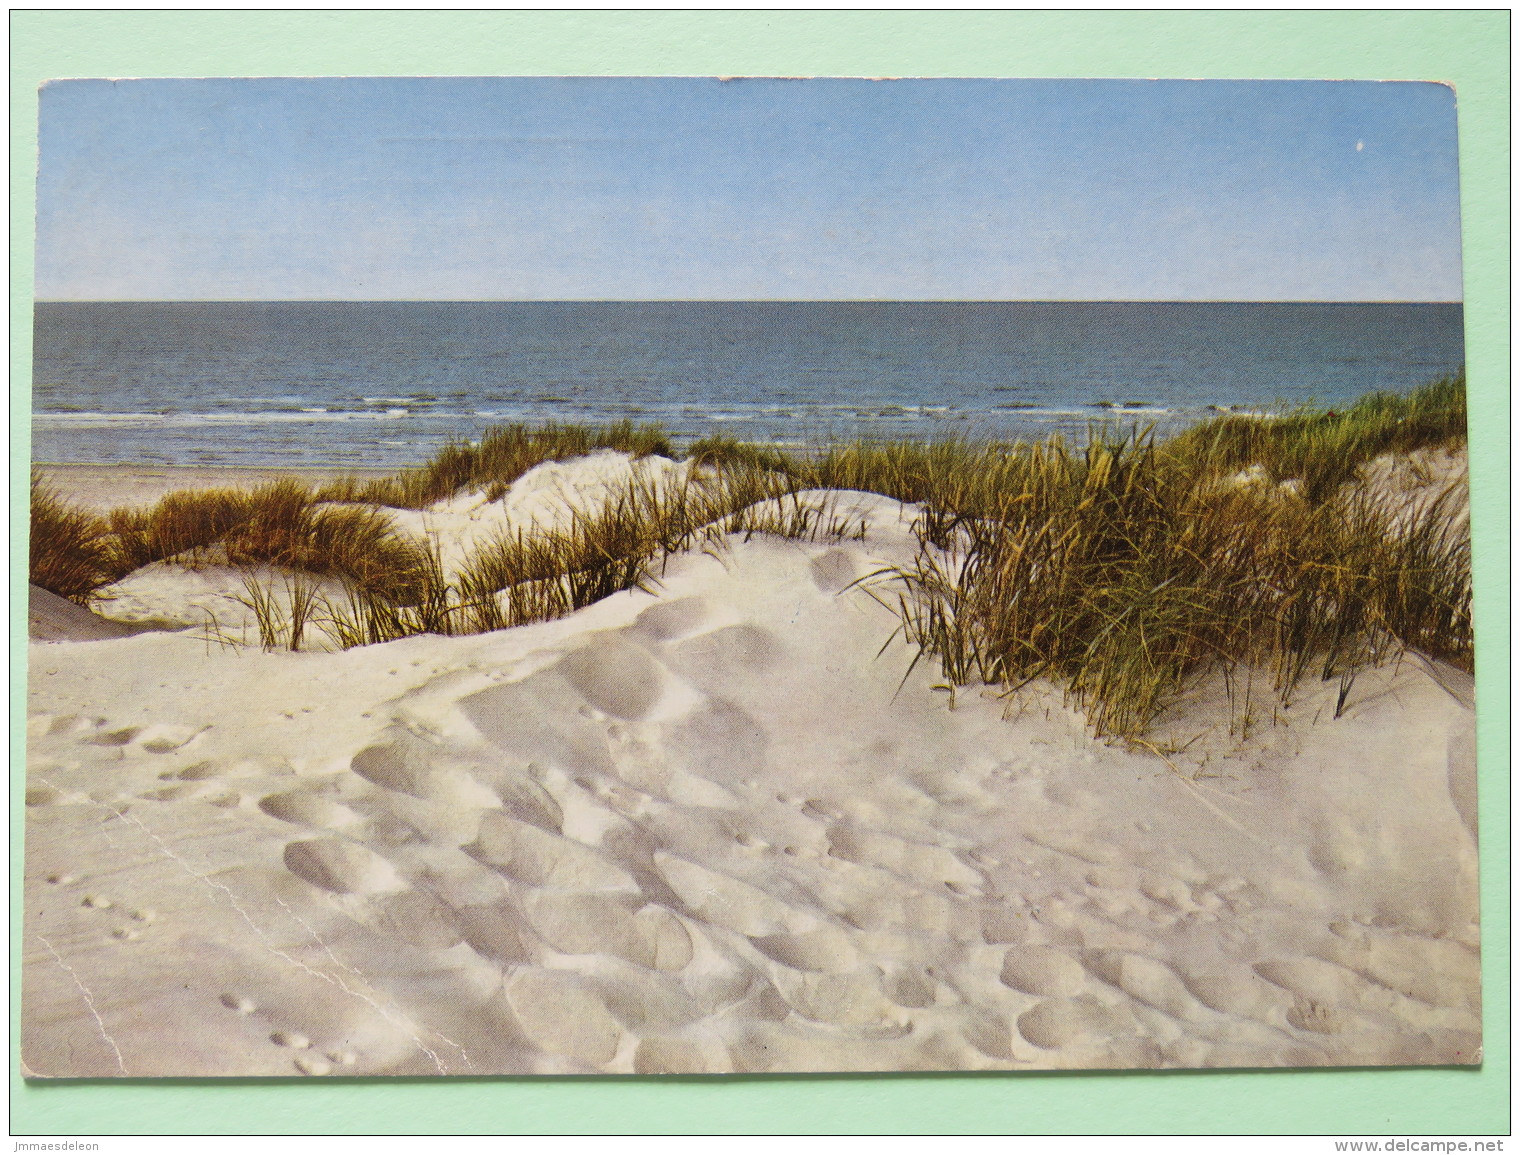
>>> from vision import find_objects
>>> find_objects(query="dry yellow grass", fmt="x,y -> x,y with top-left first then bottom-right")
30,376 -> 1470,740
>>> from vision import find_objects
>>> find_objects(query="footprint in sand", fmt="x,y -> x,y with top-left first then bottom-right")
349,735 -> 441,799
506,969 -> 624,1067
1083,950 -> 1201,1021
750,925 -> 859,974
557,637 -> 667,721
633,1036 -> 726,1075
826,823 -> 985,893
523,893 -> 694,971
158,761 -> 221,782
1138,873 -> 1196,913
467,812 -> 638,892
881,964 -> 938,1009
600,977 -> 709,1035
86,726 -> 141,748
634,907 -> 697,972
137,724 -> 203,754
962,1008 -> 1018,1061
350,732 -> 501,812
267,1031 -> 334,1076
1000,946 -> 1087,997
138,783 -> 205,802
258,790 -> 362,831
523,892 -> 642,957
1324,924 -> 1481,1010
219,993 -> 258,1015
800,799 -> 841,822
78,892 -> 152,944
455,903 -> 537,965
28,713 -> 87,738
629,596 -> 710,643
672,624 -> 786,681
1179,971 -> 1286,1020
774,970 -> 899,1028
1306,821 -> 1370,876
485,769 -> 563,835
664,696 -> 770,785
654,852 -> 796,937
1016,996 -> 1123,1050
979,904 -> 1033,944
809,548 -> 860,594
1285,997 -> 1347,1035
366,891 -> 466,952
282,838 -> 405,896
1254,956 -> 1366,1009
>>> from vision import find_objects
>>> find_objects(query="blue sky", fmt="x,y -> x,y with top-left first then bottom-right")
34,77 -> 1462,301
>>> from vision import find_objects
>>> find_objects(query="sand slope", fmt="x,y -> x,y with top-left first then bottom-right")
23,478 -> 1480,1077
28,585 -> 179,643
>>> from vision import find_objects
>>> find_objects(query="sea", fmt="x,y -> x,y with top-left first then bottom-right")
31,301 -> 1465,470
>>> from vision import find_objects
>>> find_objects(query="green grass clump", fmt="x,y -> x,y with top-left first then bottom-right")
29,376 -> 1470,744
107,482 -> 295,574
877,419 -> 1470,739
457,497 -> 666,634
307,548 -> 459,649
105,478 -> 433,603
317,420 -> 674,509
29,476 -> 116,604
238,573 -> 325,653
451,463 -> 856,634
684,434 -> 796,474
232,460 -> 860,649
1164,371 -> 1467,502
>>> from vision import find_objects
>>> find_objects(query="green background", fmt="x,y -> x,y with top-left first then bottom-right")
9,10 -> 1509,1136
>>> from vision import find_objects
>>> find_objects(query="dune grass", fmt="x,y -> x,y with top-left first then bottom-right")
314,420 -> 673,508
104,478 -> 434,604
237,572 -> 326,653
761,375 -> 1470,736
872,429 -> 1470,738
1162,371 -> 1467,503
319,461 -> 860,645
28,376 -> 1470,741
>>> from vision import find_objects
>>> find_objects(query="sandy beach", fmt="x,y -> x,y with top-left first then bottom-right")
23,452 -> 1480,1076
35,463 -> 398,512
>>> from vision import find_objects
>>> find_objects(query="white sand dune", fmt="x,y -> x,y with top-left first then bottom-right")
373,449 -> 698,579
23,458 -> 1480,1076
